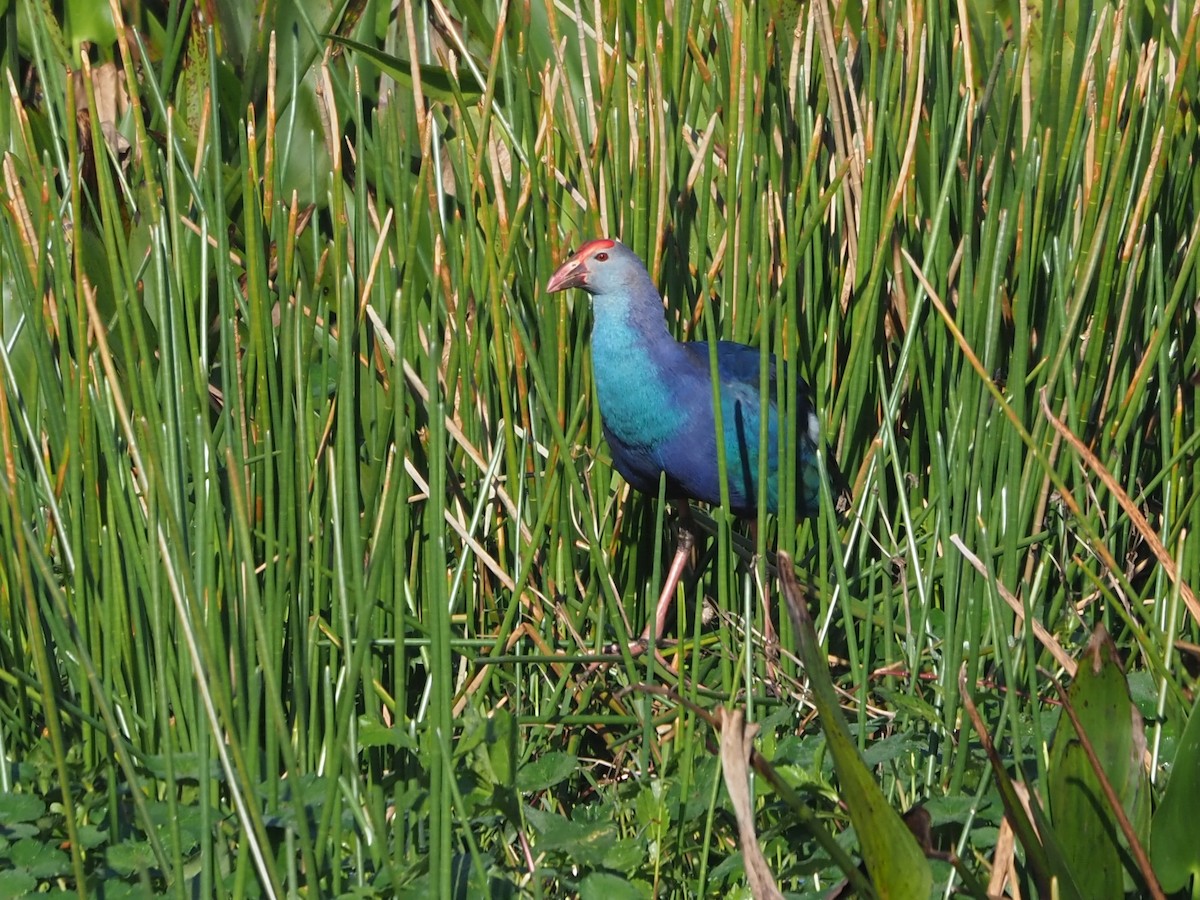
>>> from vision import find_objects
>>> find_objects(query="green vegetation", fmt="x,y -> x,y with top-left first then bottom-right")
0,0 -> 1197,896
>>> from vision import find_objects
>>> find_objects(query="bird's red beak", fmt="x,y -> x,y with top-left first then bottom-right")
546,255 -> 588,293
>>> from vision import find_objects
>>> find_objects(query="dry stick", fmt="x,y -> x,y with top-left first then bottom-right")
1039,392 -> 1200,627
950,535 -> 1077,677
1050,676 -> 1166,900
987,800 -> 1020,898
401,455 -> 516,593
394,357 -> 530,541
958,666 -> 1055,900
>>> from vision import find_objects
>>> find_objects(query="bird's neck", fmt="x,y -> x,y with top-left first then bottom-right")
590,290 -> 677,367
589,290 -> 689,443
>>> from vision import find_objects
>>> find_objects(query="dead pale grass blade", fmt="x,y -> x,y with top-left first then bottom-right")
717,707 -> 785,900
1040,390 -> 1199,628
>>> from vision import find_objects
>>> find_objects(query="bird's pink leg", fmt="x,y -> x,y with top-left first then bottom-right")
641,523 -> 696,646
591,509 -> 695,670
750,520 -> 779,652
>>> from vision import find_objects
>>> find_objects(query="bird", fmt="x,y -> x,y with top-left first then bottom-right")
546,237 -> 841,655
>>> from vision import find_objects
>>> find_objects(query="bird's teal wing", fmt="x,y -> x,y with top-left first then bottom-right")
681,341 -> 823,514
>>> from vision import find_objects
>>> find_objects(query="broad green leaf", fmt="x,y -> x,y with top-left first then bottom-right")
579,871 -> 644,900
8,837 -> 69,877
0,870 -> 37,897
324,35 -> 484,104
525,808 -> 619,868
65,0 -> 117,53
1048,625 -> 1149,900
515,750 -> 578,791
357,716 -> 419,749
106,838 -> 160,876
0,793 -> 45,823
1150,692 -> 1200,892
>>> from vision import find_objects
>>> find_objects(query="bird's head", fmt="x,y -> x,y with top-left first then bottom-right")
546,239 -> 648,297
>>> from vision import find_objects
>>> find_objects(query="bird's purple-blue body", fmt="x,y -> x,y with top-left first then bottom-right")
547,238 -> 826,519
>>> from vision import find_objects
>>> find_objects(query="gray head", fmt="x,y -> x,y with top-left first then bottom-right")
545,239 -> 652,297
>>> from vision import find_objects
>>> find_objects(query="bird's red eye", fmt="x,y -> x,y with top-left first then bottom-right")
596,252 -> 608,261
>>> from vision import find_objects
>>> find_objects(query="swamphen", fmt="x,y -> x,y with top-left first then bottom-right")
546,238 -> 838,652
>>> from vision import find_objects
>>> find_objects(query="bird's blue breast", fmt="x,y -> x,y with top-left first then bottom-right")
590,314 -> 688,488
